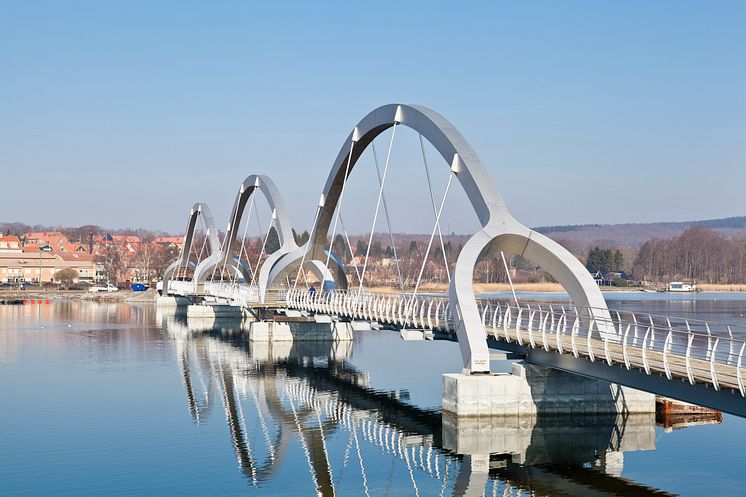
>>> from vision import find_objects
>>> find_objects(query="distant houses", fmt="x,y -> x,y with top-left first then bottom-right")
0,231 -> 185,285
0,233 -> 97,284
590,269 -> 629,286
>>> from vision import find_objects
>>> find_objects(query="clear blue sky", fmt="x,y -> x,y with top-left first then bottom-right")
2,1 -> 744,234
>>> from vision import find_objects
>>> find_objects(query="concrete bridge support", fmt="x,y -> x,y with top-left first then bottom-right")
442,363 -> 655,417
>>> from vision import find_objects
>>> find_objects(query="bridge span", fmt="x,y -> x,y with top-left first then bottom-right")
159,103 -> 746,419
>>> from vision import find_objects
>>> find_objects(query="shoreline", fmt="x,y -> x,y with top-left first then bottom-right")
364,283 -> 746,294
3,283 -> 746,303
0,289 -> 158,303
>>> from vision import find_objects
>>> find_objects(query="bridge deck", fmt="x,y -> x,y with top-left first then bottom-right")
168,284 -> 746,412
508,326 -> 741,395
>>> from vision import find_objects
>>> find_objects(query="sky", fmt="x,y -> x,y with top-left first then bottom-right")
1,1 -> 745,235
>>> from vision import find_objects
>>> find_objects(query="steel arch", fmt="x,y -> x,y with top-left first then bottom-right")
268,104 -> 610,373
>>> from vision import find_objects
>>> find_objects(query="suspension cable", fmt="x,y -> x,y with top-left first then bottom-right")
222,193 -> 255,283
419,134 -> 450,282
250,214 -> 275,287
174,236 -> 189,281
195,229 -> 208,266
232,196 -> 255,286
371,141 -> 405,292
411,171 -> 454,301
501,251 -> 518,304
340,215 -> 362,284
358,123 -> 398,296
292,196 -> 324,292
219,194 -> 244,284
325,138 -> 355,272
209,232 -> 228,282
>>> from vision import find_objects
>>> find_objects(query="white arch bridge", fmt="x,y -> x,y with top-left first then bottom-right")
161,103 -> 746,418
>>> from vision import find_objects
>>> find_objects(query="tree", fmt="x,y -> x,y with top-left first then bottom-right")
54,268 -> 78,288
586,247 -> 622,273
98,250 -> 123,283
265,227 -> 280,254
292,229 -> 310,246
332,234 -> 351,261
356,239 -> 368,256
408,240 -> 418,254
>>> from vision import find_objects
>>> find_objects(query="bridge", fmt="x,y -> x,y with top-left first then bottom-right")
158,103 -> 746,418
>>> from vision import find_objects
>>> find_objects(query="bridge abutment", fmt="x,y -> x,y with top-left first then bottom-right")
442,362 -> 655,417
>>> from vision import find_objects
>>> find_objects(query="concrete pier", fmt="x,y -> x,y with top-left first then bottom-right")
247,320 -> 353,342
156,295 -> 192,307
186,304 -> 243,319
443,362 -> 655,417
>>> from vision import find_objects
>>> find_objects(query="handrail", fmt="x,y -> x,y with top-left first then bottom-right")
280,288 -> 746,397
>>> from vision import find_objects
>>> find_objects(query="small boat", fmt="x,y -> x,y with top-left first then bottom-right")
666,281 -> 698,293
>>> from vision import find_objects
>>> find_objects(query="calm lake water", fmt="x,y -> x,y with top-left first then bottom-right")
1,294 -> 746,496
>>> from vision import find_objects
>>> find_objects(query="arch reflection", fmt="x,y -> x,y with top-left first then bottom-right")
159,311 -> 676,497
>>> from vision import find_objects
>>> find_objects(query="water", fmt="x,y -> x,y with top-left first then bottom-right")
1,297 -> 745,496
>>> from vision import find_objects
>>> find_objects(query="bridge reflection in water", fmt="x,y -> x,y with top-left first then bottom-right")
158,310 -> 676,497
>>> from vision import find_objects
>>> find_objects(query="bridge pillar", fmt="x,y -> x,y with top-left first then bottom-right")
246,319 -> 354,342
156,295 -> 192,308
186,303 -> 243,319
442,362 -> 655,417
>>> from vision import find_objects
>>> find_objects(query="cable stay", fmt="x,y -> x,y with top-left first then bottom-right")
371,141 -> 405,293
410,167 -> 456,309
324,136 -> 356,274
249,210 -> 277,288
292,195 -> 325,292
501,251 -> 518,304
339,215 -> 362,285
418,134 -> 450,282
358,123 -> 398,297
231,195 -> 255,287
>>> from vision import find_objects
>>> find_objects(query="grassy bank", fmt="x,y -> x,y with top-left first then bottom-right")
697,284 -> 746,292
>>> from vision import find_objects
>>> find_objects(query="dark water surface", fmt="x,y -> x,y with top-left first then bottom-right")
1,296 -> 746,496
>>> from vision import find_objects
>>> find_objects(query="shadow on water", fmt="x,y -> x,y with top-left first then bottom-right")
157,307 -> 679,497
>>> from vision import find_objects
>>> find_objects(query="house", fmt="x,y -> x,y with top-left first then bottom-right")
154,236 -> 184,248
0,235 -> 96,283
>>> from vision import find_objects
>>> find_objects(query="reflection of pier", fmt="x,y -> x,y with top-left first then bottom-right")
160,311 -> 678,497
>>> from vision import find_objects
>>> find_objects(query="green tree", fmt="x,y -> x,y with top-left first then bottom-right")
265,227 -> 280,254
292,229 -> 310,245
332,234 -> 351,261
356,239 -> 368,256
587,247 -> 623,273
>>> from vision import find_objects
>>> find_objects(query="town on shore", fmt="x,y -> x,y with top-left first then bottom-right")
1,217 -> 746,294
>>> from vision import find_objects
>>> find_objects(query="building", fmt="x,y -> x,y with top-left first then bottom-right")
153,236 -> 184,248
0,234 -> 97,284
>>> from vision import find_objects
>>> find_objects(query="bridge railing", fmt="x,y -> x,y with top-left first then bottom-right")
286,289 -> 746,396
203,281 -> 288,306
478,299 -> 746,396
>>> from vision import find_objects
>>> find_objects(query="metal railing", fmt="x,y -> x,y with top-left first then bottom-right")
285,288 -> 746,397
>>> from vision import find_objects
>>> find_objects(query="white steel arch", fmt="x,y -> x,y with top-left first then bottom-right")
269,104 -> 611,373
163,202 -> 222,296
